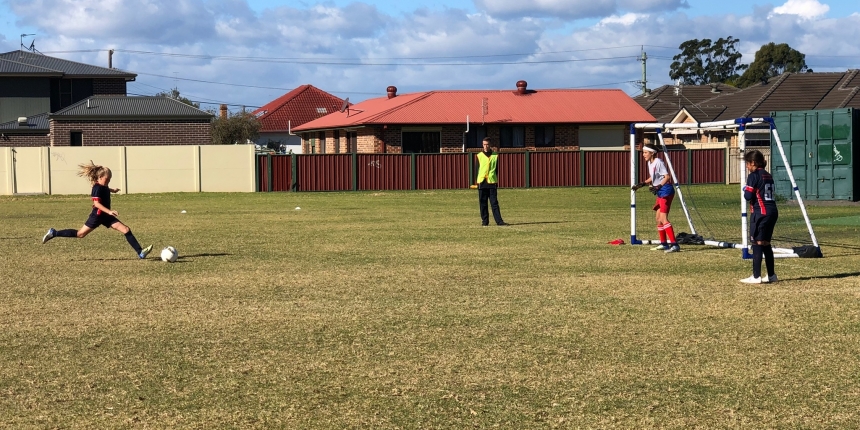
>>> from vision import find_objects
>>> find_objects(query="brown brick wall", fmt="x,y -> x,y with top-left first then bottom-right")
50,120 -> 211,146
93,79 -> 128,95
0,134 -> 50,147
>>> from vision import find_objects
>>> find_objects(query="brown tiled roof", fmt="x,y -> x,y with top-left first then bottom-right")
634,84 -> 740,122
816,70 -> 860,109
635,70 -> 860,123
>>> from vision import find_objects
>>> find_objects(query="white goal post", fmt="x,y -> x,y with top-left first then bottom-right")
629,117 -> 822,258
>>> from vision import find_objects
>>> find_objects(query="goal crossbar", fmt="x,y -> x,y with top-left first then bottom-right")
629,117 -> 822,258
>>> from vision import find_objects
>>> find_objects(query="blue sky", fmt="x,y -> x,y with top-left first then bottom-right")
2,0 -> 858,111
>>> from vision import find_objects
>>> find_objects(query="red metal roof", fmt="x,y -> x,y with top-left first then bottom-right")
252,85 -> 347,132
292,88 -> 654,131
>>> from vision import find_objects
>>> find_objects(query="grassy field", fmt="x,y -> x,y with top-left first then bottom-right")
2,188 -> 859,428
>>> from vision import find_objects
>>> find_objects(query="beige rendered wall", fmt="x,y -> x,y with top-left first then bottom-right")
200,145 -> 255,192
8,147 -> 49,194
126,146 -> 199,193
0,145 -> 255,196
49,147 -> 126,195
1,147 -> 10,194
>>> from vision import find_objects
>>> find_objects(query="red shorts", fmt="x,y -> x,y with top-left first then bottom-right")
653,193 -> 674,214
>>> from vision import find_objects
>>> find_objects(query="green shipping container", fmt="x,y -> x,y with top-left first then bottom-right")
771,108 -> 858,201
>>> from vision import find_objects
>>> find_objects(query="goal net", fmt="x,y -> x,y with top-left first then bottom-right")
629,118 -> 822,258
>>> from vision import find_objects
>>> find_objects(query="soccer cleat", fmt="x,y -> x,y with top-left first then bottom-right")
739,275 -> 762,284
42,228 -> 56,244
763,274 -> 778,283
664,245 -> 681,253
651,244 -> 668,251
139,244 -> 153,259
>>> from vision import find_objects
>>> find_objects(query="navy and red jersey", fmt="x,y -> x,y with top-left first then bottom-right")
744,168 -> 778,216
90,183 -> 112,216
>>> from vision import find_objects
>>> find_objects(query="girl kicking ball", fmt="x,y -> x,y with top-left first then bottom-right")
42,161 -> 153,259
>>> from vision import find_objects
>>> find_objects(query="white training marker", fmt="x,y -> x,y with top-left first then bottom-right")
180,210 -> 187,213
295,207 -> 301,210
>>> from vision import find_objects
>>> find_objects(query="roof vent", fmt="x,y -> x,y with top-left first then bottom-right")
387,86 -> 397,99
516,80 -> 528,95
316,107 -> 327,114
17,117 -> 28,127
709,83 -> 721,93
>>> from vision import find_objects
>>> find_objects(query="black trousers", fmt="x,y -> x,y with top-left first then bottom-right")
478,186 -> 504,225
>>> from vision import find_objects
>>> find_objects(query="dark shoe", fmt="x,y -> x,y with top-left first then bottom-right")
481,223 -> 489,227
497,222 -> 509,226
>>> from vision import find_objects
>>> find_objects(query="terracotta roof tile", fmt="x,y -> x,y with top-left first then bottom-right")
293,88 -> 654,132
251,85 -> 347,132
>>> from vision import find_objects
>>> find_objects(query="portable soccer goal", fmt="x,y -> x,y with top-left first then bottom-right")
629,117 -> 822,258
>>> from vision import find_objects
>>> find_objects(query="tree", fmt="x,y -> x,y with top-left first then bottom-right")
155,87 -> 200,109
736,42 -> 808,88
669,37 -> 747,85
211,111 -> 261,145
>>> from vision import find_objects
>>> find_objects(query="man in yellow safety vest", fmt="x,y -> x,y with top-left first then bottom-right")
475,137 -> 508,226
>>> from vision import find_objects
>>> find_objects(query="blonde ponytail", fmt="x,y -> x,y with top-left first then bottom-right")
77,161 -> 111,184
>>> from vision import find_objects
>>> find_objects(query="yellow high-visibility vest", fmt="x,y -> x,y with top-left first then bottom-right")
476,152 -> 498,184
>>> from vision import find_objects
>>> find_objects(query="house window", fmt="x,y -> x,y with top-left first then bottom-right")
534,126 -> 555,147
499,126 -> 525,148
70,131 -> 83,147
402,131 -> 440,153
59,80 -> 73,108
465,126 -> 487,149
318,131 -> 326,154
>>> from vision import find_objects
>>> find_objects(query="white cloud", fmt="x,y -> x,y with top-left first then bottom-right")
598,13 -> 647,26
472,0 -> 687,19
2,0 -> 858,110
769,0 -> 830,20
9,0 -> 217,44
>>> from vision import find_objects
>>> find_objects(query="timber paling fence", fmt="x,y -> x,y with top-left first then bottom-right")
256,149 -> 731,192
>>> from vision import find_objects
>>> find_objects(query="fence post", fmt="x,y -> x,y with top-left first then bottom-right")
524,151 -> 531,188
579,150 -> 586,187
411,153 -> 417,190
266,153 -> 273,192
687,148 -> 693,185
466,152 -> 473,187
291,153 -> 298,192
254,154 -> 260,192
352,152 -> 358,191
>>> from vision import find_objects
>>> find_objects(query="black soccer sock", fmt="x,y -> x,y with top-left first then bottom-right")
763,245 -> 775,277
124,230 -> 142,254
56,229 -> 78,238
751,244 -> 763,278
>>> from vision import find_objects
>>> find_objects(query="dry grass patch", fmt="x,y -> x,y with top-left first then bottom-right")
2,188 -> 859,428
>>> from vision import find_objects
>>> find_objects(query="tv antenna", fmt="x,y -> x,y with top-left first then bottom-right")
20,34 -> 41,54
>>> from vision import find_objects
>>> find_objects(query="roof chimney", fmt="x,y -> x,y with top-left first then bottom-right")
516,80 -> 528,95
387,86 -> 397,99
220,104 -> 228,120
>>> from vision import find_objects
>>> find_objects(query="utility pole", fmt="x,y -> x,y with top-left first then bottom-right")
638,47 -> 650,96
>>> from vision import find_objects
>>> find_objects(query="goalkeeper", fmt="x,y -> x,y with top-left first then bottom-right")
632,144 -> 680,253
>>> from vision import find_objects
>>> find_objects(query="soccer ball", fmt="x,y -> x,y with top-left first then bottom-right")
160,246 -> 178,263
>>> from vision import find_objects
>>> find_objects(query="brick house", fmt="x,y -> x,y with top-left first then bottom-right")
251,85 -> 346,153
291,81 -> 655,154
633,70 -> 860,147
0,50 -> 212,147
